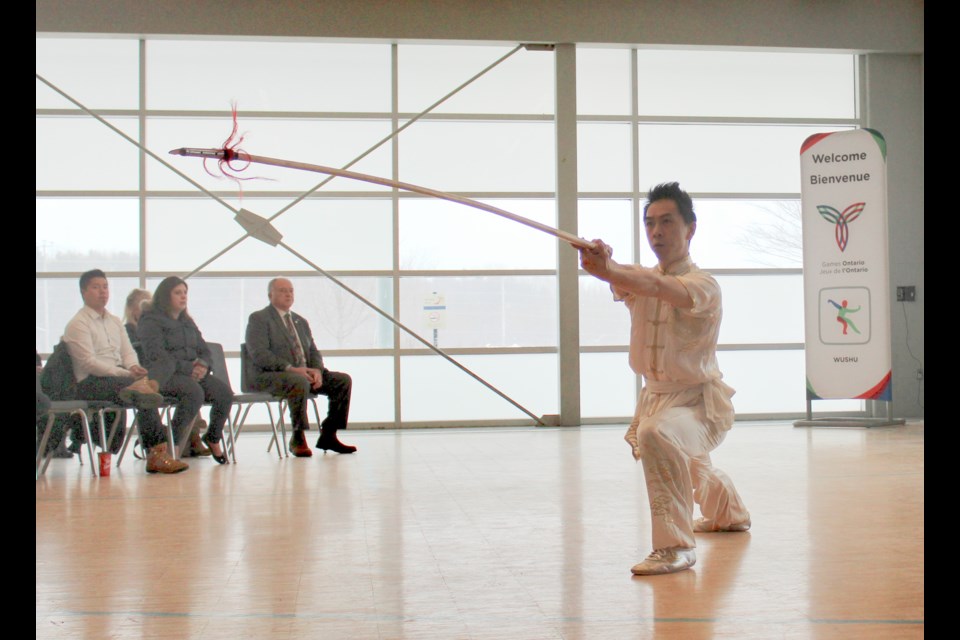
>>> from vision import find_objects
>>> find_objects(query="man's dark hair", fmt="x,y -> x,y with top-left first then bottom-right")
643,182 -> 696,225
152,276 -> 190,319
79,269 -> 107,292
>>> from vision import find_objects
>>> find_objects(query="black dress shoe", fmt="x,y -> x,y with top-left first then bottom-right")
316,433 -> 357,454
201,432 -> 228,465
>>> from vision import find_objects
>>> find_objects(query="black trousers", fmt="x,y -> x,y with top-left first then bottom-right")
75,375 -> 164,450
252,369 -> 351,433
36,373 -> 51,423
36,373 -> 54,453
158,373 -> 233,443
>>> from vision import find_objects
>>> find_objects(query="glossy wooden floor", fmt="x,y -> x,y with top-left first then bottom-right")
36,421 -> 924,639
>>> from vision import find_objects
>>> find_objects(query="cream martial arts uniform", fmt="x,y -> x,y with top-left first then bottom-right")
615,255 -> 749,551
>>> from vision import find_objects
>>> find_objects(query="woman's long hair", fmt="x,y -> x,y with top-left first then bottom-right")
151,276 -> 191,320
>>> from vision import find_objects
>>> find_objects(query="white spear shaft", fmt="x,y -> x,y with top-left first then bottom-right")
169,147 -> 596,250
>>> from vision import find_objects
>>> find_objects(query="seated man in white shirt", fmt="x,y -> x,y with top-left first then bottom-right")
63,269 -> 188,474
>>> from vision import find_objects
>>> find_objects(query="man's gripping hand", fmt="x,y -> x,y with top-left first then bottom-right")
578,239 -> 614,280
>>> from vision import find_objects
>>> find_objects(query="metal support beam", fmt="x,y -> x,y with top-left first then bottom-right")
555,43 -> 581,426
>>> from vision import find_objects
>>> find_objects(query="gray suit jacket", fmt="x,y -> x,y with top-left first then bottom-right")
245,305 -> 324,374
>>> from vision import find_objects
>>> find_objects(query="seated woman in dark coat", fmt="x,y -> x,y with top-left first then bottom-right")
138,276 -> 231,464
126,287 -> 210,458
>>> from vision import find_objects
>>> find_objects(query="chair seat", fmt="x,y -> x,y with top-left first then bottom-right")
47,400 -> 89,412
233,392 -> 277,403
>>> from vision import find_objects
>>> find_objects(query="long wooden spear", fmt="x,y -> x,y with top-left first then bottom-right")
169,147 -> 596,250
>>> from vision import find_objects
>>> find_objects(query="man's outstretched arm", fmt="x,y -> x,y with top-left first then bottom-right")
578,239 -> 693,309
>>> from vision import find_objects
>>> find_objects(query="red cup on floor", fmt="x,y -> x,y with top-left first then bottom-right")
98,452 -> 112,477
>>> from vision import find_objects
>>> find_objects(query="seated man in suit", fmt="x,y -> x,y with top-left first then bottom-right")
245,277 -> 356,457
63,269 -> 188,473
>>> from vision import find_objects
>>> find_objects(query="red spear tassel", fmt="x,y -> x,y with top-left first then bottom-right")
203,102 -> 262,188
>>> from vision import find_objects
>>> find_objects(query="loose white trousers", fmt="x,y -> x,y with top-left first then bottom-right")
627,390 -> 750,551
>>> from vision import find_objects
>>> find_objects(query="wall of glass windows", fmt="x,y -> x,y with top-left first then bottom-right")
37,37 -> 863,428
574,48 -> 863,420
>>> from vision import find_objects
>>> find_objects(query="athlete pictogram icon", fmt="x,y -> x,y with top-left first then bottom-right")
827,298 -> 861,335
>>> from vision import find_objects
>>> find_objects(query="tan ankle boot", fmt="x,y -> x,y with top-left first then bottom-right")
146,443 -> 189,474
188,419 -> 212,457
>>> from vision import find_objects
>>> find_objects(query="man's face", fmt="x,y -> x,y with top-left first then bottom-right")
81,277 -> 110,313
644,199 -> 695,266
269,279 -> 295,313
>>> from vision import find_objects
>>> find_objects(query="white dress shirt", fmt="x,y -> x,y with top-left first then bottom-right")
63,305 -> 140,383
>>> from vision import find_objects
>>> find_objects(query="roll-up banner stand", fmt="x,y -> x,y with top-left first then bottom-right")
795,128 -> 904,428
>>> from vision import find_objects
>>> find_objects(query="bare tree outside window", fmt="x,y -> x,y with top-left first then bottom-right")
311,280 -> 379,349
734,200 -> 803,267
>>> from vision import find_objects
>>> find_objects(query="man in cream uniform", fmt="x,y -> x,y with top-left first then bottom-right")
579,183 -> 750,575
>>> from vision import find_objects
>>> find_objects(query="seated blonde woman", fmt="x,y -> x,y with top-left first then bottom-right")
123,288 -> 152,362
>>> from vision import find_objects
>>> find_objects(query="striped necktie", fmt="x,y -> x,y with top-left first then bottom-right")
284,313 -> 306,367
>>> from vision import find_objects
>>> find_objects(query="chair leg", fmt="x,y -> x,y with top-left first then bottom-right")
309,397 -> 324,434
227,403 -> 261,464
94,409 -> 110,451
175,415 -> 197,460
225,404 -> 244,462
78,411 -> 97,477
236,404 -> 249,441
36,413 -> 57,480
94,409 -> 121,459
229,401 -> 287,462
223,410 -> 237,464
104,408 -> 124,453
267,398 -> 284,460
277,401 -> 289,458
116,411 -> 140,467
36,409 -> 97,479
266,403 -> 276,454
162,406 -> 177,457
232,399 -> 284,460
